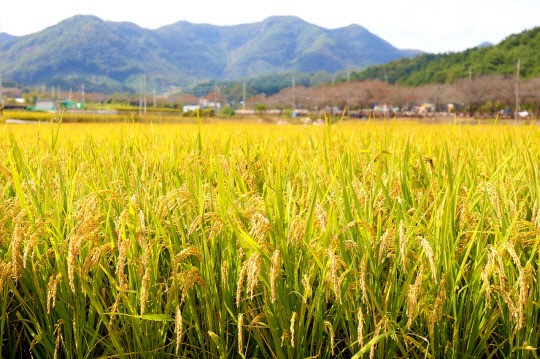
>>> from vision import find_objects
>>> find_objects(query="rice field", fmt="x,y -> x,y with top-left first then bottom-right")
0,121 -> 539,358
1,110 -> 202,123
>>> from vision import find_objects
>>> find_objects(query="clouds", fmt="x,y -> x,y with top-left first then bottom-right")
1,0 -> 538,53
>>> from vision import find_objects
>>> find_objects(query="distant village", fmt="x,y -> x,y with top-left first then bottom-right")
1,73 -> 536,121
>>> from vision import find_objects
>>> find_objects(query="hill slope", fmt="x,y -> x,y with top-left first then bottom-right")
353,27 -> 540,86
1,15 -> 420,93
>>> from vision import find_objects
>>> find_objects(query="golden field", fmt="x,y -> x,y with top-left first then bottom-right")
0,122 -> 538,358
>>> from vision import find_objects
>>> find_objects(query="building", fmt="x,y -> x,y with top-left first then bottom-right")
35,100 -> 56,112
60,100 -> 83,109
183,105 -> 199,112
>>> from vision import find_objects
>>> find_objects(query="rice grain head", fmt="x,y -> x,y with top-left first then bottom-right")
140,268 -> 151,317
290,311 -> 297,348
370,317 -> 383,359
175,305 -> 183,354
324,320 -> 335,355
221,261 -> 228,289
236,262 -> 248,307
47,274 -> 62,315
357,308 -> 364,348
419,237 -> 437,283
246,252 -> 262,300
399,220 -> 408,270
407,263 -> 424,327
359,255 -> 368,303
53,319 -> 64,359
238,313 -> 244,355
302,274 -> 312,299
327,249 -> 341,304
270,250 -> 281,303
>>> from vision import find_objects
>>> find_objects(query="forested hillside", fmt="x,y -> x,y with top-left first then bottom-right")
353,27 -> 540,85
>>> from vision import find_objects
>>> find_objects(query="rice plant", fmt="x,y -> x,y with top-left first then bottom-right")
0,122 -> 538,358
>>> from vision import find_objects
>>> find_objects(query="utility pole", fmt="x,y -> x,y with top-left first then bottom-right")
331,75 -> 335,119
515,58 -> 520,124
143,76 -> 147,114
347,71 -> 351,120
153,88 -> 156,108
468,68 -> 472,117
292,75 -> 296,110
81,84 -> 85,104
52,86 -> 55,99
434,84 -> 440,121
242,81 -> 246,109
58,86 -> 60,99
139,78 -> 142,115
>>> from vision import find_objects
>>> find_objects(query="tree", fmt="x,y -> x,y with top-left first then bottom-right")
254,103 -> 267,115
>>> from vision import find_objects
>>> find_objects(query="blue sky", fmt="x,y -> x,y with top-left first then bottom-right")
1,0 -> 539,53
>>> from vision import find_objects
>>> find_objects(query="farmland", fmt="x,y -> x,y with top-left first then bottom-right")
0,122 -> 539,358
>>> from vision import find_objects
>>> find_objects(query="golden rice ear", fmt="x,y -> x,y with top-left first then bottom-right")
407,263 -> 424,328
418,237 -> 437,283
359,255 -> 368,304
237,313 -> 244,355
398,220 -> 408,270
175,306 -> 183,355
357,308 -> 364,348
47,273 -> 62,315
327,248 -> 343,304
140,267 -> 151,317
270,250 -> 281,303
246,252 -> 262,300
324,320 -> 335,355
289,311 -> 297,348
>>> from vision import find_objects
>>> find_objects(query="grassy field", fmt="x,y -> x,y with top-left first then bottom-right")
0,122 -> 539,358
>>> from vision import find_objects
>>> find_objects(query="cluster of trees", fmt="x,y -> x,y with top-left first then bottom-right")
183,71 -> 334,103
245,74 -> 540,117
355,27 -> 540,86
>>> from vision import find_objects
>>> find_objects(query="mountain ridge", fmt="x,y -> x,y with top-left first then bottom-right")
0,15 -> 421,93
352,27 -> 540,86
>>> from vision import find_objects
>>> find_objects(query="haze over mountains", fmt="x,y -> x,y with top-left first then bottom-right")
0,15 -> 420,93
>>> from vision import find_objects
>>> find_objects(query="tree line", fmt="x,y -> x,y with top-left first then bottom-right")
245,74 -> 540,117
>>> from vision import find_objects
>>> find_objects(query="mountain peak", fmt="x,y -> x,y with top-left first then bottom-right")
476,41 -> 493,48
58,14 -> 104,26
262,15 -> 306,23
343,23 -> 367,30
2,15 -> 420,93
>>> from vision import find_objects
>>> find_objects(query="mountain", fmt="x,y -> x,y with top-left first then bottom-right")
0,15 -> 420,93
476,41 -> 493,48
352,27 -> 540,86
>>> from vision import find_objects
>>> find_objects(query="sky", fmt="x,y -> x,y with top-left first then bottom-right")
1,0 -> 539,53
